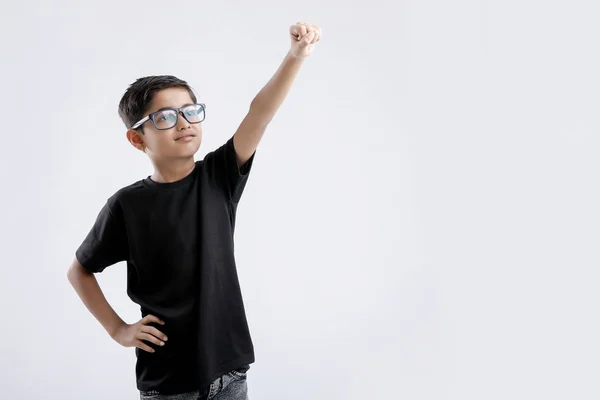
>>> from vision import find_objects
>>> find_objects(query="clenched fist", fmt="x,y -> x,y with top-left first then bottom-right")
289,22 -> 322,59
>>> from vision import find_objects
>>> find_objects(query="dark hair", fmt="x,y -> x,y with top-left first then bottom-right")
118,75 -> 198,131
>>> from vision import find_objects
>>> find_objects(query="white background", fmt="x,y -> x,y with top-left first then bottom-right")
1,1 -> 598,399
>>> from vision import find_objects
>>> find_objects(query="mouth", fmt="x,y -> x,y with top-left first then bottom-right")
175,134 -> 196,141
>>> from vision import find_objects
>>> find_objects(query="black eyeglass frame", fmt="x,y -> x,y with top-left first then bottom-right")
131,103 -> 206,131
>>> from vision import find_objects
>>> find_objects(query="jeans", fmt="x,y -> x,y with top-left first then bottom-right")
140,365 -> 250,400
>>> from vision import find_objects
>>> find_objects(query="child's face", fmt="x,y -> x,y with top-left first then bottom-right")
129,87 -> 203,159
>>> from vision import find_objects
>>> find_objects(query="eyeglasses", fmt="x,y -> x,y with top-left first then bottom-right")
131,103 -> 206,131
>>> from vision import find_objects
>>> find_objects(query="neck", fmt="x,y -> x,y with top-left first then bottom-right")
150,157 -> 196,183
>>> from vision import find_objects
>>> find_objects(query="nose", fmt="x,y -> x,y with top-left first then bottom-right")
176,110 -> 191,129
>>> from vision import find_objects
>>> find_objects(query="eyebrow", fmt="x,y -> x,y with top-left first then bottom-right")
152,103 -> 195,113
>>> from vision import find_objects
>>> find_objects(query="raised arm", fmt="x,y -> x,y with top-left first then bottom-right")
232,22 -> 322,167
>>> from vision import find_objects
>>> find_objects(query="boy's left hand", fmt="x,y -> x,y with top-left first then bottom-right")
289,22 -> 321,59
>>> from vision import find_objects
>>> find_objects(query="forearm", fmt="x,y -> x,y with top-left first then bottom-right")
66,260 -> 125,339
250,50 -> 306,123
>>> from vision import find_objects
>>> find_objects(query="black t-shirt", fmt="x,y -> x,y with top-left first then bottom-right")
75,136 -> 256,394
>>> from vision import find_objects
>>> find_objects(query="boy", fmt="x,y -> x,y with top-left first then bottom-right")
67,22 -> 321,399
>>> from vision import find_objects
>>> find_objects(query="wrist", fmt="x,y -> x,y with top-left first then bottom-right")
287,49 -> 309,61
108,319 -> 127,340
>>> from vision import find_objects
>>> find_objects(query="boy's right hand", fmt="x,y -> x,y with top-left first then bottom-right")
112,314 -> 168,353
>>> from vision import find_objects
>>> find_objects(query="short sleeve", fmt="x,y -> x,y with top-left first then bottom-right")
75,198 -> 129,273
205,135 -> 256,203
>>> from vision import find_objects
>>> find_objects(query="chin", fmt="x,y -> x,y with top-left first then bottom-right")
192,139 -> 202,152
185,141 -> 201,157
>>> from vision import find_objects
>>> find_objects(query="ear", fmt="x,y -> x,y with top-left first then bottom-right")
126,129 -> 146,152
